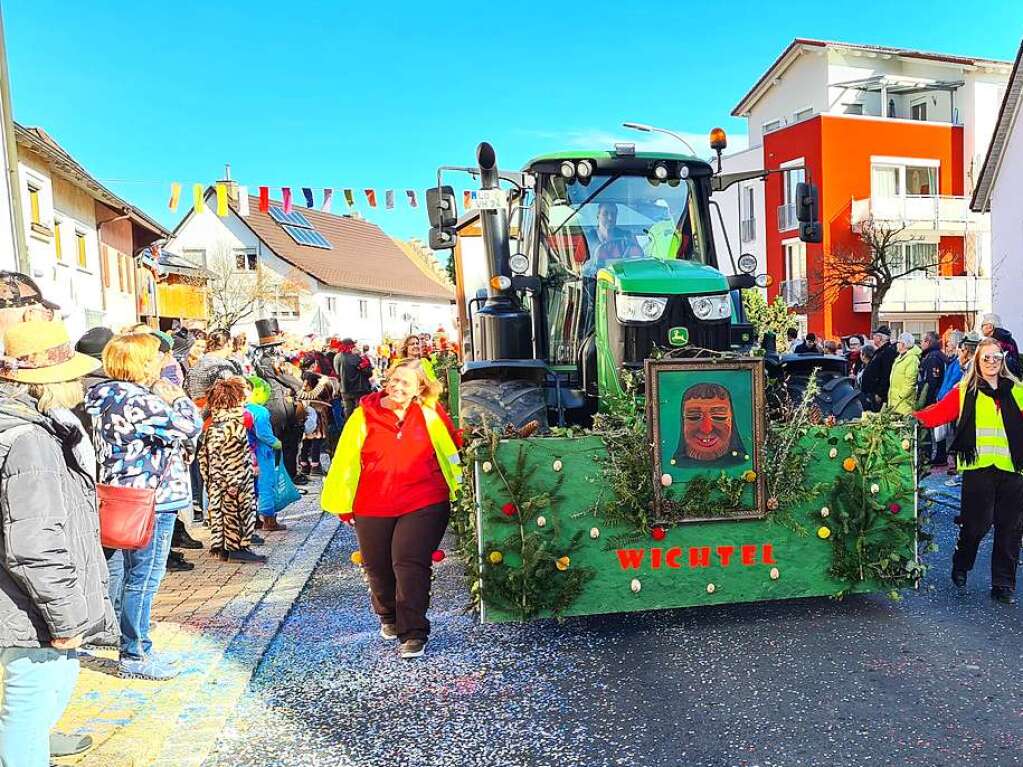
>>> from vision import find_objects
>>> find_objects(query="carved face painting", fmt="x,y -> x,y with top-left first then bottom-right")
673,382 -> 746,466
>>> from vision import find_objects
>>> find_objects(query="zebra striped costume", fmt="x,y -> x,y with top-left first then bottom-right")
198,406 -> 256,552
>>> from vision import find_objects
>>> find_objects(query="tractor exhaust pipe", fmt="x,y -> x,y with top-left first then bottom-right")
472,141 -> 532,361
476,142 -> 511,300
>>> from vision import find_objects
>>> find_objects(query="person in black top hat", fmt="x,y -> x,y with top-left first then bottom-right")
251,319 -> 306,485
860,325 -> 899,412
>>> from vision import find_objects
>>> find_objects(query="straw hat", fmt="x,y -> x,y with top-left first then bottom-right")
0,318 -> 100,384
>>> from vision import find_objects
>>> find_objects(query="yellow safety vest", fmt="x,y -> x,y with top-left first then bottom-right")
320,402 -> 461,516
957,380 -> 1023,473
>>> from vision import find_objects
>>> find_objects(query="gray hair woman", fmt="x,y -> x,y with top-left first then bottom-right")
0,317 -> 116,766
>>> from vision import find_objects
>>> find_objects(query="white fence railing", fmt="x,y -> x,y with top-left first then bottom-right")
777,204 -> 797,232
852,276 -> 991,314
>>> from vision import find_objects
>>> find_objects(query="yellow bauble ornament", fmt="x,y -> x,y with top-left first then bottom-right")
817,526 -> 831,540
488,551 -> 503,565
555,556 -> 570,571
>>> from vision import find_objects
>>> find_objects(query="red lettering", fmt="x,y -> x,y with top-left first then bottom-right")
761,544 -> 776,564
665,547 -> 683,569
716,545 -> 735,568
689,546 -> 711,568
741,544 -> 757,566
616,549 -> 646,570
651,548 -> 662,570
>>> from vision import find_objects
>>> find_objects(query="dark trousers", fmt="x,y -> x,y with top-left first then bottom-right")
282,431 -> 301,480
355,502 -> 450,642
299,438 -> 322,469
953,466 -> 1023,590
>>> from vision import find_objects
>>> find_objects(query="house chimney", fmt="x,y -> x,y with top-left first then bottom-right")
219,162 -> 239,199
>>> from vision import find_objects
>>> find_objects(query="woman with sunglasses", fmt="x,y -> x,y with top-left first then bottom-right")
916,337 -> 1023,604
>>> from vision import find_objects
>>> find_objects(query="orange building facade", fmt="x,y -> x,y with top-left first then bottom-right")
764,113 -> 970,339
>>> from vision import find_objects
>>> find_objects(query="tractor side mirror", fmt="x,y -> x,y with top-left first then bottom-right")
427,185 -> 458,228
427,185 -> 458,250
795,182 -> 817,224
795,182 -> 822,244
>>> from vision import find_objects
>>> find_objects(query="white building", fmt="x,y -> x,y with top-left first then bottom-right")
972,39 -> 1023,334
15,125 -> 167,339
167,187 -> 454,345
713,38 -> 1012,340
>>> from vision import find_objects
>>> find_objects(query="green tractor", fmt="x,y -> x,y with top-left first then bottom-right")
428,137 -> 840,429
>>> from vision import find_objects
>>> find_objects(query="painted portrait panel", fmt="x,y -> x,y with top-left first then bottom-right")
647,359 -> 765,522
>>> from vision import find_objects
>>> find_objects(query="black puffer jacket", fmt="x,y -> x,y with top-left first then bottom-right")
0,392 -> 116,648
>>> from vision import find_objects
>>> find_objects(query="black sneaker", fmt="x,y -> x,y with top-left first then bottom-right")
172,528 -> 203,550
293,474 -> 309,486
951,570 -> 967,588
228,548 -> 267,564
251,533 -> 264,545
399,639 -> 426,659
991,587 -> 1016,605
166,552 -> 194,572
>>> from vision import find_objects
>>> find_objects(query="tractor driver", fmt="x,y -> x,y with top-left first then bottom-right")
592,202 -> 643,265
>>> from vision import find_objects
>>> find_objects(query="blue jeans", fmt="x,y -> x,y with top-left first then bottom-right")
108,512 -> 176,661
0,647 -> 79,767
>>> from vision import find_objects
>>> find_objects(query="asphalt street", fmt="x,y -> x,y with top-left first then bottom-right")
205,475 -> 1023,767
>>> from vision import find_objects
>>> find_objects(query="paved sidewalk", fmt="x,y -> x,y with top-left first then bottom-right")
52,490 -> 338,767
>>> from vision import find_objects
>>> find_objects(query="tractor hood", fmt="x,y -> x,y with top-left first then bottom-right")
598,258 -> 729,296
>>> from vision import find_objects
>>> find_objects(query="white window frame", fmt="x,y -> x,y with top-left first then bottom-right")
844,103 -> 864,116
233,247 -> 258,272
870,157 -> 940,199
762,118 -> 784,134
358,299 -> 369,320
388,302 -> 397,320
783,238 -> 807,282
793,106 -> 814,122
778,159 -> 805,233
325,296 -> 337,314
739,184 -> 756,242
910,99 -> 927,121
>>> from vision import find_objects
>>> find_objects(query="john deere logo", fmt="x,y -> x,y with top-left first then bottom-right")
668,327 -> 689,347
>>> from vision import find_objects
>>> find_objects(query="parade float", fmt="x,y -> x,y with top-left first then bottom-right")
427,137 -> 922,622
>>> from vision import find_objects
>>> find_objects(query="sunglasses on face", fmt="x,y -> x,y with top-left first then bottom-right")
981,353 -> 1005,363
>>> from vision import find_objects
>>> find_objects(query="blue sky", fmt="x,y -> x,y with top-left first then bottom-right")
7,1 -> 1022,246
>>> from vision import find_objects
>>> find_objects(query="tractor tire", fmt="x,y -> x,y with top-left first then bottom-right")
784,369 -> 863,422
458,379 -> 548,433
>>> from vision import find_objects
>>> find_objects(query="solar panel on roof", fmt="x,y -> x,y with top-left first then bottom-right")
282,224 -> 332,249
269,207 -> 313,228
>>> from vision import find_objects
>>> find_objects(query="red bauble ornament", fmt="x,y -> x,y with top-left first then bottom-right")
501,502 -> 518,517
431,549 -> 446,563
651,526 -> 666,541
888,502 -> 901,514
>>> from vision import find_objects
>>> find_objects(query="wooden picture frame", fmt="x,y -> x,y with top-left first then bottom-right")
646,357 -> 766,523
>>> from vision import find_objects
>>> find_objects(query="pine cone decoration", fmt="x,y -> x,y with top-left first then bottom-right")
514,419 -> 541,438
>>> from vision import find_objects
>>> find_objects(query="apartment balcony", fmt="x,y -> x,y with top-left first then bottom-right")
850,195 -> 986,236
779,278 -> 808,307
740,218 -> 756,243
852,275 -> 991,314
777,204 -> 797,232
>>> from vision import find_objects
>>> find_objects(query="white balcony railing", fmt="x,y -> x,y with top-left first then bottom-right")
850,195 -> 986,235
780,278 -> 808,307
852,275 -> 991,314
740,218 -> 756,243
777,203 -> 797,232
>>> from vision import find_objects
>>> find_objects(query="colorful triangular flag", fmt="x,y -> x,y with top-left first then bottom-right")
302,187 -> 314,208
365,189 -> 377,208
322,188 -> 333,213
193,183 -> 205,214
385,190 -> 394,210
343,189 -> 355,207
237,186 -> 250,216
215,182 -> 229,217
282,187 -> 293,215
406,189 -> 418,208
259,186 -> 270,213
168,182 -> 181,212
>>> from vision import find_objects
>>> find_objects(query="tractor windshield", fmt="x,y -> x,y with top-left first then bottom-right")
539,173 -> 708,278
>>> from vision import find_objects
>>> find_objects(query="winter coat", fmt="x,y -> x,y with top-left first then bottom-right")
0,392 -> 117,648
298,376 -> 333,441
245,403 -> 280,515
253,357 -> 303,439
916,345 -> 947,407
861,341 -> 898,411
937,356 -> 964,401
993,327 -> 1023,377
888,345 -> 922,415
338,351 -> 373,398
85,380 -> 203,513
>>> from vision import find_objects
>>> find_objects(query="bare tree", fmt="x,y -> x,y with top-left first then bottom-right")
197,244 -> 311,331
811,214 -> 945,329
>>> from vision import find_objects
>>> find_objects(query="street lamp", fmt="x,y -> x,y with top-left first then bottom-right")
621,122 -> 698,156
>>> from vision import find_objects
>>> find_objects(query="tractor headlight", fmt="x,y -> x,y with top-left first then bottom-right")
688,294 -> 732,321
509,253 -> 530,275
560,161 -> 576,179
737,253 -> 757,274
616,295 -> 668,323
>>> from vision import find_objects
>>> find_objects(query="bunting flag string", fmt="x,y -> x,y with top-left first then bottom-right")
165,181 -> 487,219
168,182 -> 181,212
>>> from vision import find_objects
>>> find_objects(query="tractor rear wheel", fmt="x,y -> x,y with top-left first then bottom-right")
458,379 -> 548,432
784,369 -> 863,422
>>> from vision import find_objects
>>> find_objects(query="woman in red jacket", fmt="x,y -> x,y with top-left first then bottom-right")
322,359 -> 461,659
